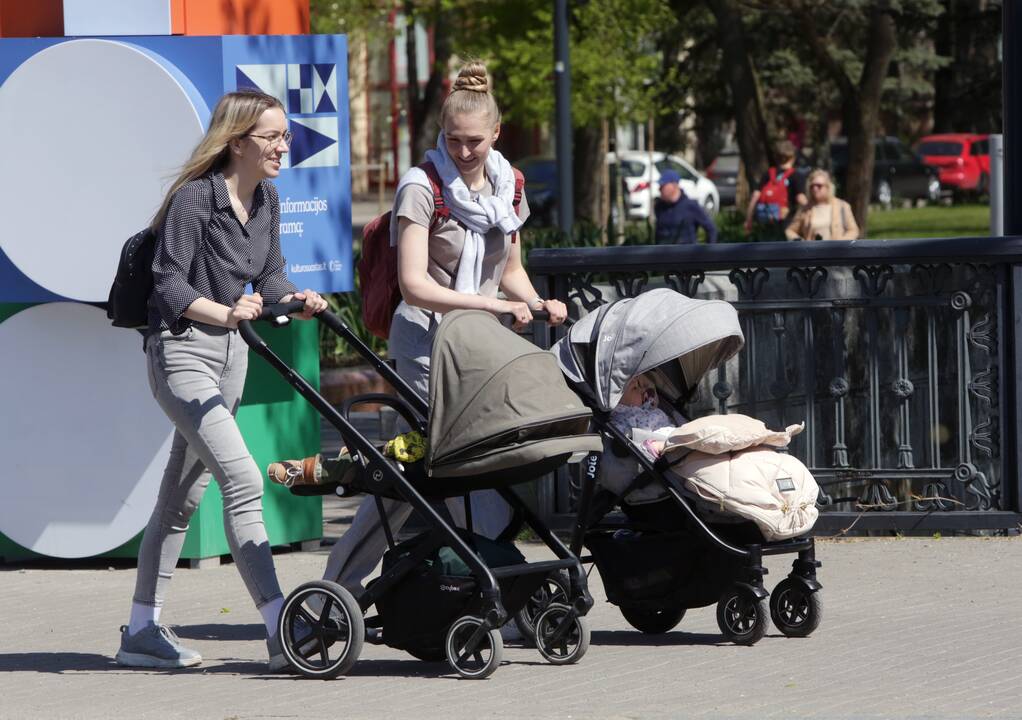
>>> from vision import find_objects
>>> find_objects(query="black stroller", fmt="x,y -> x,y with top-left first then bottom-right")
551,289 -> 823,645
240,303 -> 600,678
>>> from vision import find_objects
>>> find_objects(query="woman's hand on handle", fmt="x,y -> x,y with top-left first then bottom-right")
228,292 -> 263,328
288,289 -> 328,319
540,299 -> 568,326
491,298 -> 533,331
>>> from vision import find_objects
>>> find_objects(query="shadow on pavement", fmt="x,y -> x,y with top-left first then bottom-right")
173,623 -> 264,641
591,629 -> 725,647
248,657 -> 460,681
0,653 -> 174,673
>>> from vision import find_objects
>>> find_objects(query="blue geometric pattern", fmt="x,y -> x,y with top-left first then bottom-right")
235,63 -> 340,170
236,63 -> 337,116
289,117 -> 339,168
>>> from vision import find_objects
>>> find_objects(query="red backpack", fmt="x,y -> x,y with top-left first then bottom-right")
358,161 -> 525,340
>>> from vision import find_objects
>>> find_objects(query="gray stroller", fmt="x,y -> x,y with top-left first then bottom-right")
241,305 -> 601,678
552,289 -> 824,645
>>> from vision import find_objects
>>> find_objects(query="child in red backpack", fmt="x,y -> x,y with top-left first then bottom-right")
743,140 -> 807,235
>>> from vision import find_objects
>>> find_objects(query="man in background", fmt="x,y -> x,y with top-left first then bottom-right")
654,170 -> 718,244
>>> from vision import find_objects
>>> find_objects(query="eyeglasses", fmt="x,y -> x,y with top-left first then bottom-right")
246,130 -> 292,146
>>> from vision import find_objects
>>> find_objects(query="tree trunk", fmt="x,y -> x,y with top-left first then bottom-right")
705,0 -> 773,182
599,118 -> 611,244
403,1 -> 421,161
795,1 -> 897,234
573,123 -> 603,225
404,1 -> 452,165
414,3 -> 451,161
845,5 -> 897,230
932,0 -> 954,133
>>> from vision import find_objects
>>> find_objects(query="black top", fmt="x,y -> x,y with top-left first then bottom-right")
148,172 -> 297,333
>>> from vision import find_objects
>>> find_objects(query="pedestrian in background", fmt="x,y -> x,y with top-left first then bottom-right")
785,168 -> 859,240
653,169 -> 717,244
743,140 -> 807,238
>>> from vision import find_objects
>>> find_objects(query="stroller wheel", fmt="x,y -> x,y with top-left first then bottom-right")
620,605 -> 686,634
278,581 -> 364,679
535,603 -> 590,665
513,570 -> 571,645
445,616 -> 503,679
716,587 -> 768,646
770,579 -> 823,637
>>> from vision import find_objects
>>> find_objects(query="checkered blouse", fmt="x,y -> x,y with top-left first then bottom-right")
148,172 -> 297,333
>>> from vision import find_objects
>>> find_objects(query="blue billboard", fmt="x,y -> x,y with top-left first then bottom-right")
0,34 -> 352,303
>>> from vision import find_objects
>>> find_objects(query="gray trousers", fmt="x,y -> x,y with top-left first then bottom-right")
133,323 -> 282,610
322,309 -> 513,595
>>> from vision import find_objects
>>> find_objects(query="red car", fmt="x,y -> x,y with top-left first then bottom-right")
916,133 -> 990,195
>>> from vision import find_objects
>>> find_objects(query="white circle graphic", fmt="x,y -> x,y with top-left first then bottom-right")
0,303 -> 172,558
0,39 -> 206,301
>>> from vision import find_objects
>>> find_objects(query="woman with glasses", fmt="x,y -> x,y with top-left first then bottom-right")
115,89 -> 327,673
785,168 -> 860,240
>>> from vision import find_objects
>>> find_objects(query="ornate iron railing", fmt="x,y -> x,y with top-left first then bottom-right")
528,238 -> 1022,533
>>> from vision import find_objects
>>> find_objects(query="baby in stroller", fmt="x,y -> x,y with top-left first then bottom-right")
611,372 -> 683,459
555,288 -> 824,645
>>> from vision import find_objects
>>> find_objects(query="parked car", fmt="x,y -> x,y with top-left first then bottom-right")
608,150 -> 720,219
830,136 -> 940,207
705,149 -> 739,206
516,155 -> 557,226
916,133 -> 990,197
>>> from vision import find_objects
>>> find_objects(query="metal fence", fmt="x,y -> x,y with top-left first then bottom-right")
528,238 -> 1022,534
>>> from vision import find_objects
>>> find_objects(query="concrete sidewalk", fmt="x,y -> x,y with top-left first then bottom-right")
1,534 -> 1020,719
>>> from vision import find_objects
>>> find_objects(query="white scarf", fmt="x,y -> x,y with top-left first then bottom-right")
391,132 -> 523,294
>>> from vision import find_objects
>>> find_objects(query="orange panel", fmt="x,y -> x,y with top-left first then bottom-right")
0,0 -> 63,37
170,0 -> 185,34
176,0 -> 309,36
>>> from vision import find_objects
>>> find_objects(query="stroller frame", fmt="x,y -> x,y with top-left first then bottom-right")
568,401 -> 823,646
239,303 -> 594,678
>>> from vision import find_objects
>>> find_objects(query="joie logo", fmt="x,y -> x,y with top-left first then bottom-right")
439,584 -> 462,592
586,453 -> 598,477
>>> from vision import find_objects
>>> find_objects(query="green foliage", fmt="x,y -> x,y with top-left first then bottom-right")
459,0 -> 675,128
309,0 -> 394,40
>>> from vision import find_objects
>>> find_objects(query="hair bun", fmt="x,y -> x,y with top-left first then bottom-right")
452,61 -> 490,93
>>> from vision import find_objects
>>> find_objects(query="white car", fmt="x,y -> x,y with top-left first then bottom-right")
609,150 -> 720,220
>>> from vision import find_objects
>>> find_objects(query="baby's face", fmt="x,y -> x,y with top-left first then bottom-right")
620,374 -> 657,408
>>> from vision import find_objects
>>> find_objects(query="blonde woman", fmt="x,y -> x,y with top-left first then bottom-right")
321,61 -> 567,606
116,89 -> 327,672
785,169 -> 860,240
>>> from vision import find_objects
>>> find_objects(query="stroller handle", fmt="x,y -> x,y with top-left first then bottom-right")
498,308 -> 574,328
256,299 -> 309,324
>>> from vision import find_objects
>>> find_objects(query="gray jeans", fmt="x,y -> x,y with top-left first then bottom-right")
133,323 -> 282,610
322,309 -> 513,594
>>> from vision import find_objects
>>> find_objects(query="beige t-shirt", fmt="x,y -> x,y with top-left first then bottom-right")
391,178 -> 530,330
809,204 -> 833,240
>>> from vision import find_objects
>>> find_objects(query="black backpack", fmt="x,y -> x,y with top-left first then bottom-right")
106,226 -> 156,329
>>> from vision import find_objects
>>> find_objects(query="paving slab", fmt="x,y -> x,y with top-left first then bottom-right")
1,535 -> 1020,720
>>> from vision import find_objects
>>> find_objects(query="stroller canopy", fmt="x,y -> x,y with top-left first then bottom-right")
428,310 -> 602,478
553,288 -> 744,412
